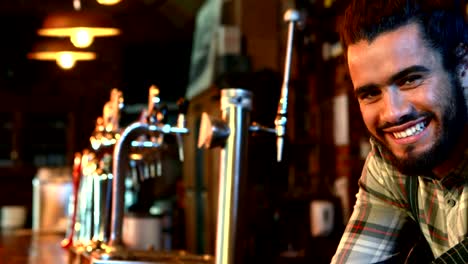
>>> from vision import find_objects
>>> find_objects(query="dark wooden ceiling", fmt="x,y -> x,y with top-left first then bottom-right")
0,0 -> 204,43
0,0 -> 206,155
0,0 -> 205,106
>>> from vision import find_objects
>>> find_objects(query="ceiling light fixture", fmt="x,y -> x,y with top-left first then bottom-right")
97,0 -> 122,5
37,12 -> 120,48
28,39 -> 96,70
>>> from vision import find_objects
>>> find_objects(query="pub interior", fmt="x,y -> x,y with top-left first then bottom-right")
3,0 -> 465,263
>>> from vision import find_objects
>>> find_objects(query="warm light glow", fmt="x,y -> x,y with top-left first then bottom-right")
84,162 -> 97,175
28,50 -> 96,70
97,0 -> 122,5
38,27 -> 120,38
56,52 -> 76,69
70,29 -> 94,48
129,153 -> 144,160
38,12 -> 120,50
38,27 -> 120,48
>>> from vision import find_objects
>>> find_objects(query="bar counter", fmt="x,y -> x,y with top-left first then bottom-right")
0,229 -> 68,264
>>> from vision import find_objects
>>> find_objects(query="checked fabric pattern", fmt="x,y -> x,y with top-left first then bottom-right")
331,138 -> 468,264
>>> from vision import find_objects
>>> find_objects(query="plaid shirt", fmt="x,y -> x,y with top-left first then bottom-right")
331,138 -> 468,263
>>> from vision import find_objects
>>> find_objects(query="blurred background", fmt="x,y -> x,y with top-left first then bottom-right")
0,0 -> 466,263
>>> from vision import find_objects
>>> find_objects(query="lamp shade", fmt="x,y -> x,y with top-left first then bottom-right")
28,39 -> 97,70
97,0 -> 122,5
38,12 -> 120,48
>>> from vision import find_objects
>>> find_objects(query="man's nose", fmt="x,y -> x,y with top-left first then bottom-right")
381,87 -> 411,124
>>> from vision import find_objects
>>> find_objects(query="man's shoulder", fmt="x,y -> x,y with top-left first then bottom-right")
365,138 -> 395,170
361,138 -> 410,188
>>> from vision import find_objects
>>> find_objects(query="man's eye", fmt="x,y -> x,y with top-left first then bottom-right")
359,90 -> 381,101
398,75 -> 423,88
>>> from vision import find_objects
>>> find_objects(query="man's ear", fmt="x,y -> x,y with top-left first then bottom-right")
455,43 -> 468,103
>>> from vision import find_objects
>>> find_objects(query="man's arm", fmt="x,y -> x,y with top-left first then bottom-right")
331,152 -> 414,264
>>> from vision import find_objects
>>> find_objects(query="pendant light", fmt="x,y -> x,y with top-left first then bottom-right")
37,0 -> 120,48
97,0 -> 122,5
28,39 -> 96,70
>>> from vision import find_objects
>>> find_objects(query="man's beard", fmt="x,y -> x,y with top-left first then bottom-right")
372,78 -> 467,176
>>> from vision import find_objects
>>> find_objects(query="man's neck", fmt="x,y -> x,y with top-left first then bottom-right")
432,124 -> 468,179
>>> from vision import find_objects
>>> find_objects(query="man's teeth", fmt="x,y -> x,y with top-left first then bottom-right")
393,122 -> 426,139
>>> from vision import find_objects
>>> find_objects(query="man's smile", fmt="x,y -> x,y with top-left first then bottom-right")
381,117 -> 431,145
392,121 -> 426,139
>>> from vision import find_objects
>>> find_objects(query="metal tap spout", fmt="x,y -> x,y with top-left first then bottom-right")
108,86 -> 189,248
109,121 -> 189,247
274,9 -> 301,162
109,122 -> 150,247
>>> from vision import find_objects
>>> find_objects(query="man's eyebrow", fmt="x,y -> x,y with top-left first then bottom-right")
387,65 -> 430,84
353,65 -> 430,98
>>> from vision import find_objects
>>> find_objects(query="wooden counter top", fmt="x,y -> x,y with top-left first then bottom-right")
0,229 -> 214,264
0,229 -> 68,264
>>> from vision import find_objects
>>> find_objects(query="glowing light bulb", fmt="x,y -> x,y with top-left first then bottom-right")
97,0 -> 122,5
97,0 -> 121,5
56,52 -> 76,69
70,29 -> 94,48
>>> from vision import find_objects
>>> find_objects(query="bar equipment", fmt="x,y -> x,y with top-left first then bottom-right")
197,9 -> 301,264
61,152 -> 82,248
62,89 -> 123,251
76,150 -> 98,247
89,89 -> 124,247
92,86 -> 214,263
63,85 -> 214,263
107,86 -> 190,251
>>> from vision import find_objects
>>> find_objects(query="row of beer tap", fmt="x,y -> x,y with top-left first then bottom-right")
61,86 -> 189,251
59,8 -> 301,264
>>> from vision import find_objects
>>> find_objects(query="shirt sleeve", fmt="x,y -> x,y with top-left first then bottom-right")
331,148 -> 412,264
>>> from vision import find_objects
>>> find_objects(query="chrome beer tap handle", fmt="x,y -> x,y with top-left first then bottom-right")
249,122 -> 277,134
274,9 -> 301,162
198,112 -> 230,149
92,89 -> 123,151
147,85 -> 162,124
104,88 -> 124,133
90,117 -> 105,150
175,98 -> 189,162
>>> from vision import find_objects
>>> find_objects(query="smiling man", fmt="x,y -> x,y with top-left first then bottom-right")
331,0 -> 468,263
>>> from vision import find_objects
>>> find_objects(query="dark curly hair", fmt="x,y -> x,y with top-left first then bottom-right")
340,0 -> 468,73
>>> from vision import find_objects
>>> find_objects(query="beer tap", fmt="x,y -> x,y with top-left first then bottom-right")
197,9 -> 301,264
64,89 -> 124,250
175,98 -> 189,162
91,88 -> 124,150
61,152 -> 83,249
142,85 -> 167,178
91,153 -> 113,245
198,89 -> 252,264
275,9 -> 301,162
75,150 -> 96,247
108,86 -> 189,248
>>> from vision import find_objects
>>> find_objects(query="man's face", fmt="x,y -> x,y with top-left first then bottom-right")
347,23 -> 466,174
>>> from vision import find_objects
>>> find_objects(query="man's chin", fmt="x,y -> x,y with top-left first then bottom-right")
373,137 -> 437,175
389,153 -> 434,175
